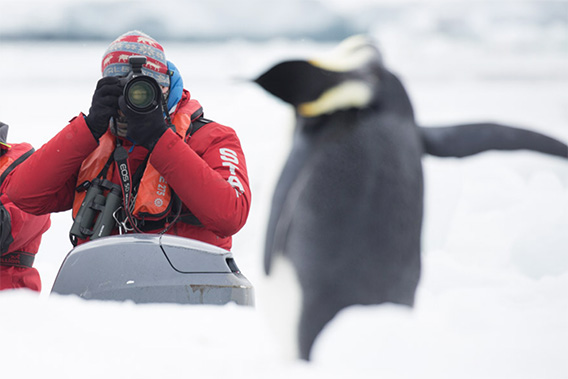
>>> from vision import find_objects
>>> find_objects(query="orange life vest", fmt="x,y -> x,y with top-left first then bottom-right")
72,102 -> 202,224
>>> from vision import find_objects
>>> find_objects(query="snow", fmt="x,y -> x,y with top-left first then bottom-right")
1,3 -> 568,378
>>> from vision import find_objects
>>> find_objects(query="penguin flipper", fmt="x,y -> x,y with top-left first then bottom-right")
420,123 -> 568,158
264,135 -> 313,275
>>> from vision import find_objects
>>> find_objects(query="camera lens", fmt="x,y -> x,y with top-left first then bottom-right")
128,81 -> 154,108
124,76 -> 161,113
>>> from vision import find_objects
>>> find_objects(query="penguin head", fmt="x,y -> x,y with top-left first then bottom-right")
255,35 -> 384,118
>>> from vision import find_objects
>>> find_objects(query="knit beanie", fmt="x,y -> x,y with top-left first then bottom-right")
101,30 -> 170,88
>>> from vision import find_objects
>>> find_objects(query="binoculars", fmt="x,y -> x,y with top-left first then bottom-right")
70,178 -> 123,246
120,56 -> 163,114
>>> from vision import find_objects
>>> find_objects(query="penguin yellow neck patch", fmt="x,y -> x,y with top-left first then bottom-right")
298,80 -> 373,117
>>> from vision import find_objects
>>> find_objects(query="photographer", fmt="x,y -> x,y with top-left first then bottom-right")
4,31 -> 251,251
0,122 -> 51,291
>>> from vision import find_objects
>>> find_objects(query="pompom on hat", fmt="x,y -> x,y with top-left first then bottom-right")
101,30 -> 170,87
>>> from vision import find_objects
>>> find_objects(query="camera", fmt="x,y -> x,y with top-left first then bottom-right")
120,56 -> 163,114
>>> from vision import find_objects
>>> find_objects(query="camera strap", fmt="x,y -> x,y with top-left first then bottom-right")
113,142 -> 145,234
113,144 -> 131,205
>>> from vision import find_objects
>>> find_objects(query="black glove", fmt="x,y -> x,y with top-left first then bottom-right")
85,77 -> 122,141
119,96 -> 168,151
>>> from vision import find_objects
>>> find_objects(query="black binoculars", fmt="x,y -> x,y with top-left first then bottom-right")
69,178 -> 123,246
120,56 -> 163,114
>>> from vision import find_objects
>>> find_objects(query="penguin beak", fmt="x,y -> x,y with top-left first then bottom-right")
254,60 -> 343,108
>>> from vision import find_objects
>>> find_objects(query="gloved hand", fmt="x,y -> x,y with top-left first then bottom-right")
85,77 -> 122,141
118,96 -> 168,151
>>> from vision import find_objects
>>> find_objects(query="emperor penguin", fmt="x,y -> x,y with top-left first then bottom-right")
255,35 -> 568,361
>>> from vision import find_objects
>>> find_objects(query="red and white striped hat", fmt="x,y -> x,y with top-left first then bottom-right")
101,30 -> 170,87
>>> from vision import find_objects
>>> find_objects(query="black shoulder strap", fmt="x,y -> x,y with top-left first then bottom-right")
189,117 -> 212,137
185,107 -> 212,138
0,147 -> 34,185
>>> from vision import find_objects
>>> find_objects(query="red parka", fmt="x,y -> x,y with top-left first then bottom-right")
0,143 -> 51,292
5,91 -> 250,250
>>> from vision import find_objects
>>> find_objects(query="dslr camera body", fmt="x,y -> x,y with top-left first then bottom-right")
120,56 -> 164,114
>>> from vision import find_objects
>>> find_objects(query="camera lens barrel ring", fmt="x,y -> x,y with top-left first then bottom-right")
123,75 -> 162,114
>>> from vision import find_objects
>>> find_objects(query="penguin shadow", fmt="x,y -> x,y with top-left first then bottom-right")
253,35 -> 568,361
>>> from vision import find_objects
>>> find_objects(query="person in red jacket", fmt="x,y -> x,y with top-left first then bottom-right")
0,122 -> 51,292
5,30 -> 250,251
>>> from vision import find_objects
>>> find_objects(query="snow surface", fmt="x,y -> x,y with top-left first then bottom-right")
1,3 -> 568,378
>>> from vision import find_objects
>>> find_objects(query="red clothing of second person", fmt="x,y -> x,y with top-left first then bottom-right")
0,143 -> 51,292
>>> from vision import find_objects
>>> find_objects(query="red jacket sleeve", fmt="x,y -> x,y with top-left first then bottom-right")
6,115 -> 99,215
150,122 -> 251,237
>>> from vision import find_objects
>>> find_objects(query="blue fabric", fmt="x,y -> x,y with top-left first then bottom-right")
167,61 -> 184,112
